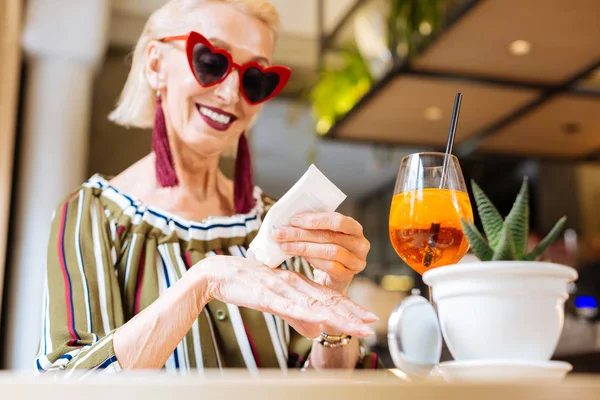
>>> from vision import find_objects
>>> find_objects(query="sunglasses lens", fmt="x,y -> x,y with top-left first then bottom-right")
192,44 -> 229,86
242,67 -> 281,103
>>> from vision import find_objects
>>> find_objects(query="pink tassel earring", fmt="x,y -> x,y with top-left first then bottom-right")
234,133 -> 255,214
153,94 -> 179,187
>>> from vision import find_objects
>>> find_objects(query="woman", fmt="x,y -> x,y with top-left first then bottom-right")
35,0 -> 379,373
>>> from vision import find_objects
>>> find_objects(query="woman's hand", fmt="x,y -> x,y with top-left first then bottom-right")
194,255 -> 376,340
273,212 -> 370,294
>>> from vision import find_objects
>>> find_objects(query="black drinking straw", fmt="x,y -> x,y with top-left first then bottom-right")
440,93 -> 463,189
423,93 -> 463,268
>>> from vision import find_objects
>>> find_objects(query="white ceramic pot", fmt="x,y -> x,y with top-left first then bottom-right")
422,261 -> 578,362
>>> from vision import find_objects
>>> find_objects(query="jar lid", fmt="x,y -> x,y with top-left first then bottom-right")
387,289 -> 442,378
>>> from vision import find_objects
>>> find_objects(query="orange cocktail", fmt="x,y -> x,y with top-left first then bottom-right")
389,188 -> 473,275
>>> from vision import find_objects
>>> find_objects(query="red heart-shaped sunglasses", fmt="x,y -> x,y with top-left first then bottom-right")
158,31 -> 291,105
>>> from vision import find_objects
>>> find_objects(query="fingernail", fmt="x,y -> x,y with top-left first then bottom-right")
365,312 -> 379,321
361,317 -> 379,324
290,217 -> 304,226
272,228 -> 287,240
281,243 -> 295,252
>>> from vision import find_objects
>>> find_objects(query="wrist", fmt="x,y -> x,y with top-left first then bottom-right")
338,284 -> 350,297
185,261 -> 216,313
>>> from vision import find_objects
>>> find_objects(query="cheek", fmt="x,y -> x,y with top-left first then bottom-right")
166,70 -> 211,123
170,71 -> 209,102
240,103 -> 261,127
166,52 -> 196,92
164,53 -> 209,103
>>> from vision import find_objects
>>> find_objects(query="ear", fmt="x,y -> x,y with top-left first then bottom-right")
145,42 -> 168,92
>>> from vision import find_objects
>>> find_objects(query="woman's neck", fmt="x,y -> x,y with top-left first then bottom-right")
171,142 -> 224,201
110,152 -> 236,222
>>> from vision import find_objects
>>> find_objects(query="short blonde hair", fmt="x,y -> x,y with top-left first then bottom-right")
109,0 -> 280,128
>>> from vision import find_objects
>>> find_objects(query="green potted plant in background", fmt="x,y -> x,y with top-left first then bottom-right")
309,46 -> 373,136
387,0 -> 444,59
422,177 -> 578,370
309,0 -> 451,135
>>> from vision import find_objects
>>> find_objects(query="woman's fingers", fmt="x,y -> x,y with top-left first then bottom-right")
274,227 -> 368,260
259,293 -> 324,325
280,242 -> 367,273
254,272 -> 375,338
283,271 -> 378,323
255,292 -> 321,339
261,290 -> 371,338
289,212 -> 363,236
272,213 -> 371,294
304,257 -> 352,286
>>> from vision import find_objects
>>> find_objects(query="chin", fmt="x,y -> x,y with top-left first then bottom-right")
182,129 -> 238,157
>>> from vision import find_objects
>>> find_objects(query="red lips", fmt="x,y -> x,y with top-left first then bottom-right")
196,103 -> 237,132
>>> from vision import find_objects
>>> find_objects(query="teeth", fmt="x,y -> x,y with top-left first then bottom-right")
199,106 -> 231,125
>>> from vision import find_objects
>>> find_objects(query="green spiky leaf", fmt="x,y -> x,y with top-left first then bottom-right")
471,180 -> 504,249
492,222 -> 517,261
504,177 -> 529,258
461,219 -> 494,261
523,216 -> 567,261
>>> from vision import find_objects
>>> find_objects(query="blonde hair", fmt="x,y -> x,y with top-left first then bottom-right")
109,0 -> 280,128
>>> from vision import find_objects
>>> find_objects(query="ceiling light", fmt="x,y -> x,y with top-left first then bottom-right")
396,42 -> 409,57
419,21 -> 432,36
508,40 -> 532,56
315,118 -> 332,135
424,106 -> 443,121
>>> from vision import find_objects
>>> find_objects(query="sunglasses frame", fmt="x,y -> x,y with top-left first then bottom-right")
159,31 -> 291,105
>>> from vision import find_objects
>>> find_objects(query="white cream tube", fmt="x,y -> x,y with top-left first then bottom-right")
250,164 -> 347,268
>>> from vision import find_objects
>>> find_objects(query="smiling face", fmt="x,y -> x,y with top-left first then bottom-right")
147,1 -> 276,158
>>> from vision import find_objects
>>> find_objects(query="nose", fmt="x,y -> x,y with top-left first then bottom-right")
213,69 -> 240,105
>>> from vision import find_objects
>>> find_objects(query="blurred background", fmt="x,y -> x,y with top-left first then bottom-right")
1,0 -> 600,372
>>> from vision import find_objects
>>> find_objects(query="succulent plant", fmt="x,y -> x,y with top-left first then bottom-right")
461,177 -> 567,262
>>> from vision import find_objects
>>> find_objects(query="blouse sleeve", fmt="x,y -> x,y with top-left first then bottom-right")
34,188 -> 124,373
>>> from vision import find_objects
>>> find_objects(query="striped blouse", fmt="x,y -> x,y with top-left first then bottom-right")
35,175 -> 379,373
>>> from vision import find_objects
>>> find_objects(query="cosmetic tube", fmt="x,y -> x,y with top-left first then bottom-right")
249,164 -> 347,268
